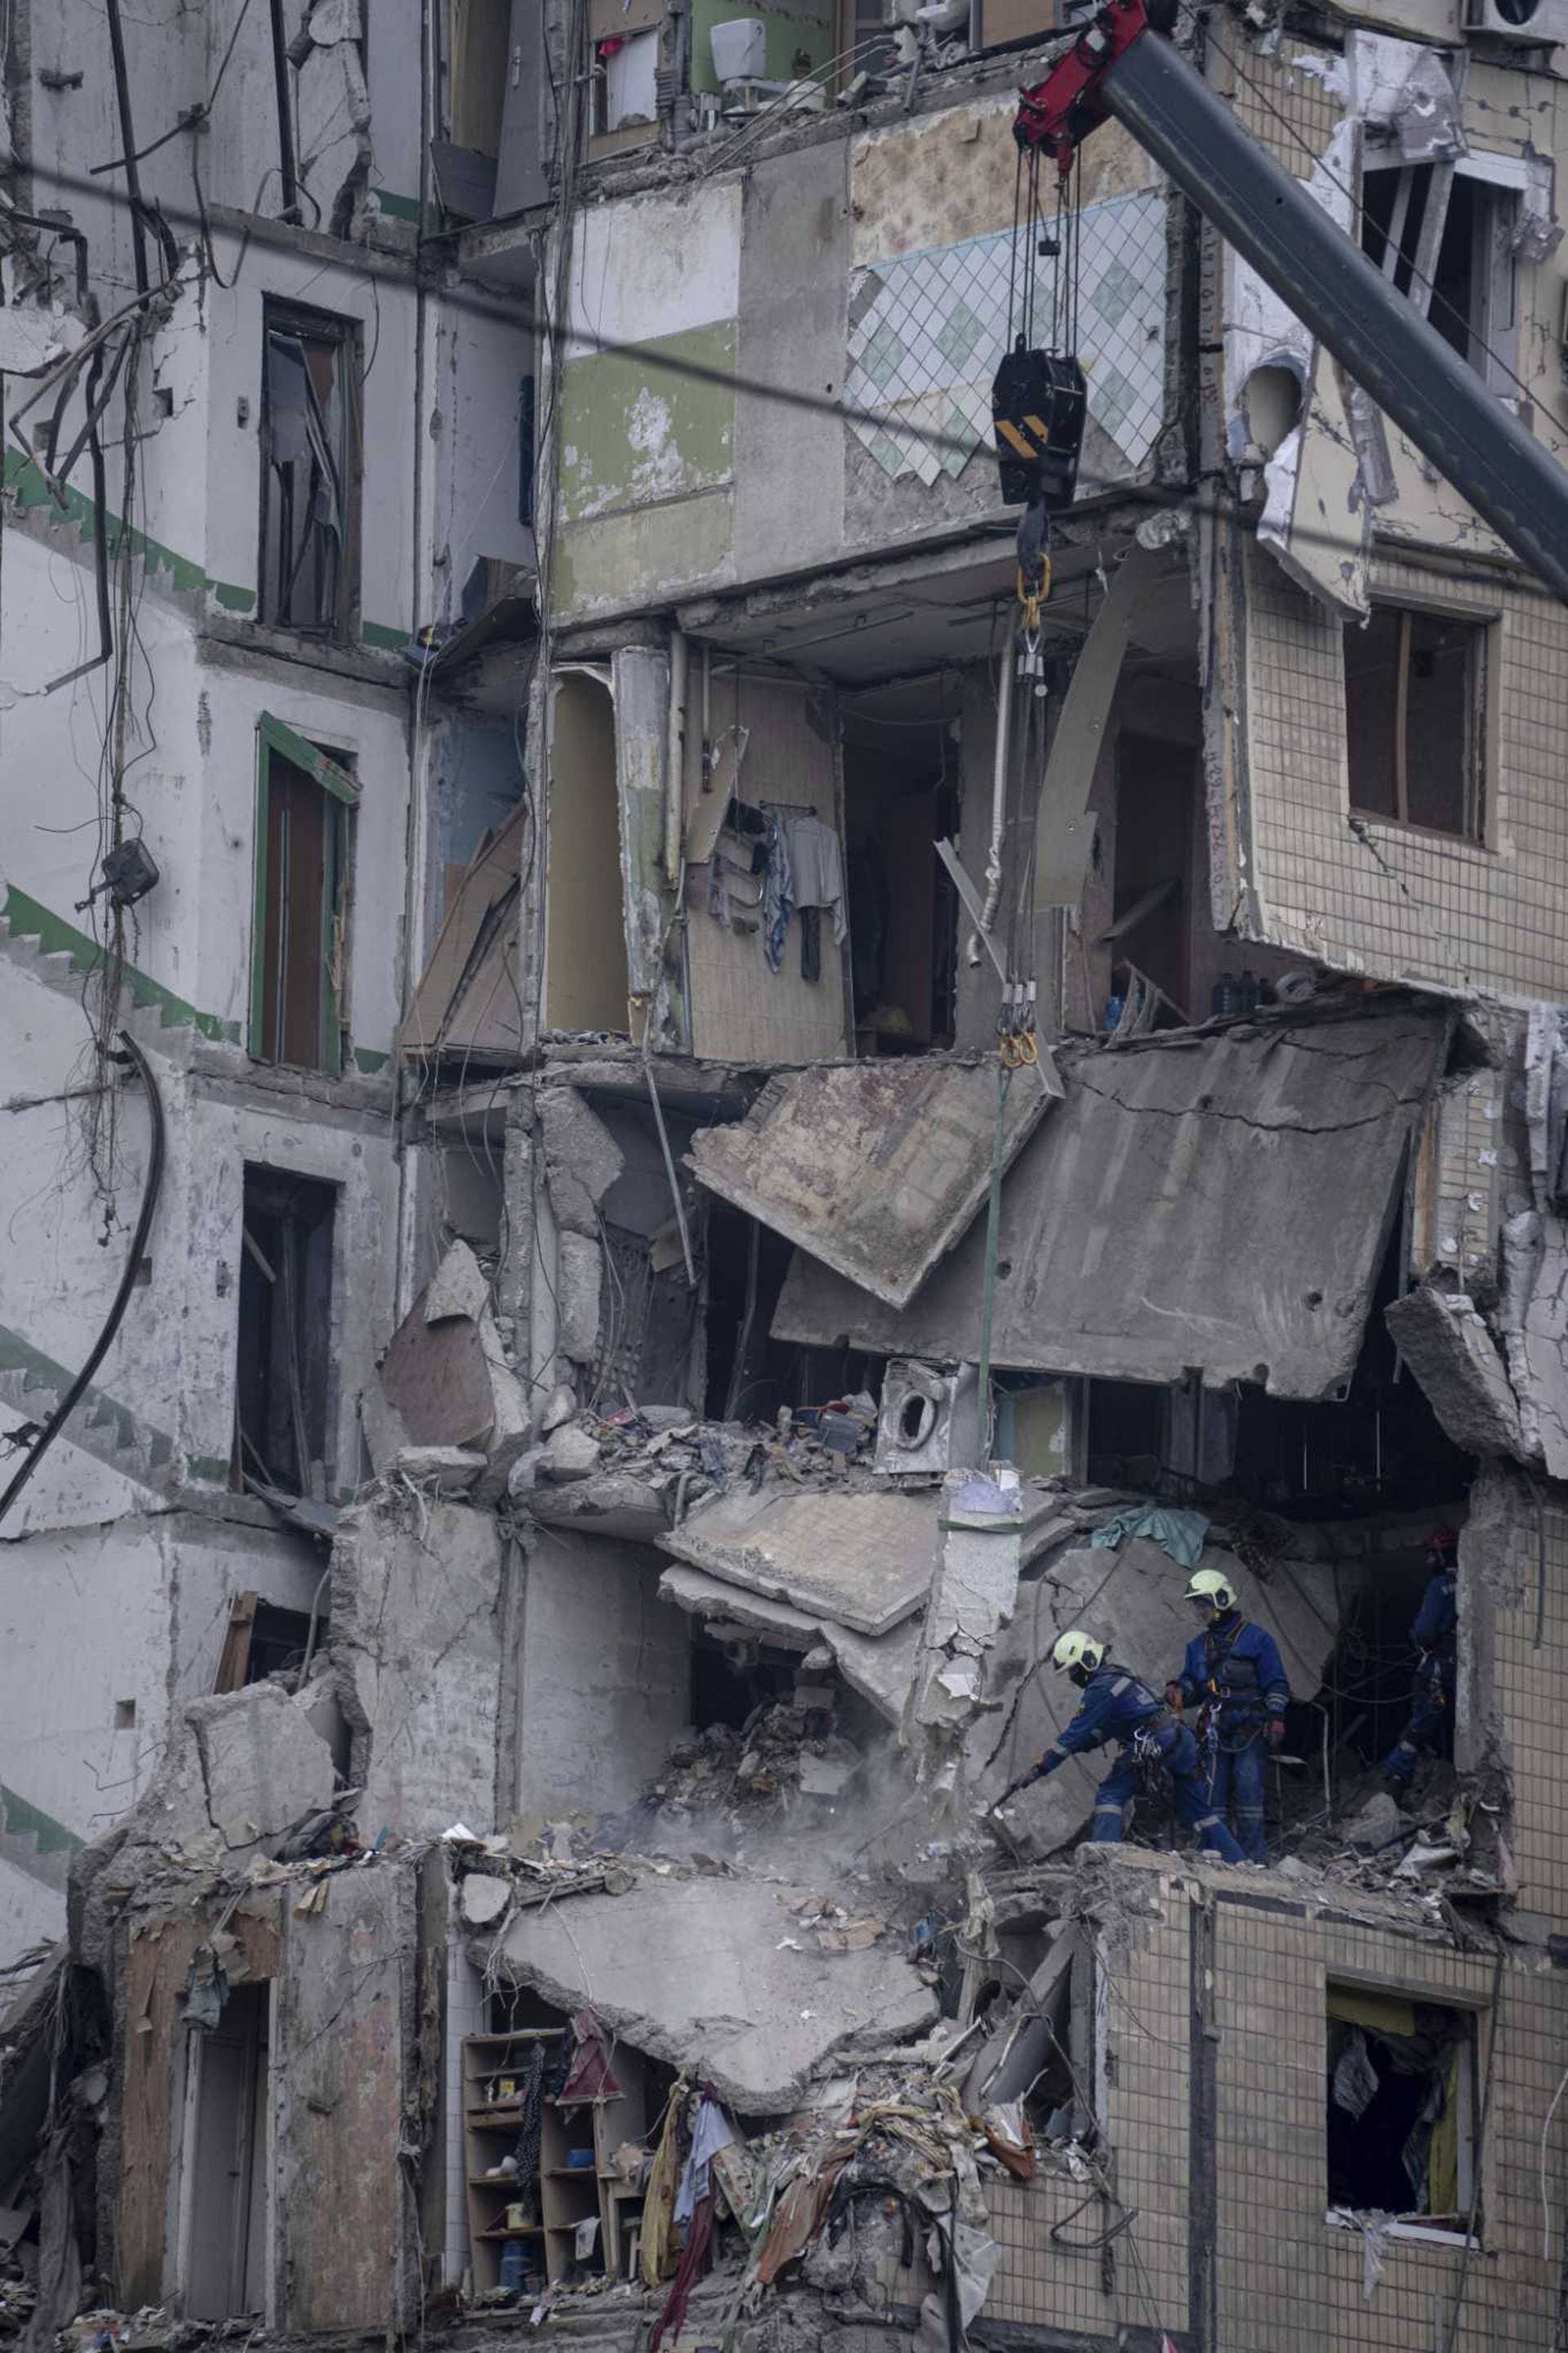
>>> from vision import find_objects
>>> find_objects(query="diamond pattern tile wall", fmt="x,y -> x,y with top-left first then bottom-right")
845,189 -> 1167,487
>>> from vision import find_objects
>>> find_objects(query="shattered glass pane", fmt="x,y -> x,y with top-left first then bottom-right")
261,316 -> 354,635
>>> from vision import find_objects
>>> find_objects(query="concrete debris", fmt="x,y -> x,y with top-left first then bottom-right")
387,1443 -> 488,1492
906,1470 -> 1022,1793
458,1871 -> 514,1927
644,1705 -> 862,1824
101,1681 -> 336,1879
687,1056 -> 1055,1311
539,1422 -> 603,1481
331,1490 -> 505,1838
540,1382 -> 578,1434
377,1242 -> 532,1504
425,1237 -> 492,1326
1339,1790 -> 1403,1854
557,1232 -> 604,1364
1501,1209 -> 1568,1476
656,1563 -> 923,1724
484,1872 -> 938,2112
540,1087 -> 626,1236
662,1483 -> 941,1638
773,1009 -> 1450,1397
1383,1285 -> 1525,1460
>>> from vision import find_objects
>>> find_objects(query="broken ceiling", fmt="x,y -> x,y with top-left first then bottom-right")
773,1007 -> 1450,1397
687,1055 -> 1055,1311
658,1484 -> 941,1637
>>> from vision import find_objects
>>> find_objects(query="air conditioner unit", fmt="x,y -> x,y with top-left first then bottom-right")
1463,0 -> 1567,42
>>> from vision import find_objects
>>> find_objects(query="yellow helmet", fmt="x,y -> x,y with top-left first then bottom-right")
1051,1629 -> 1105,1676
1184,1567 -> 1236,1612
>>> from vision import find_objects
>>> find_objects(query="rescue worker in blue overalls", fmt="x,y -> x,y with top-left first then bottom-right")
996,1630 -> 1244,1861
1381,1530 -> 1459,1797
1166,1568 -> 1289,1864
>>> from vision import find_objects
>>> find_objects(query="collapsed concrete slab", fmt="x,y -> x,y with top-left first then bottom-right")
377,1241 -> 532,1503
659,1485 -> 941,1637
657,1562 -> 922,1722
331,1491 -> 505,1837
688,1056 -> 1056,1310
483,1873 -> 939,2112
1384,1285 -> 1526,1460
98,1681 -> 336,1878
972,1536 -> 1340,1853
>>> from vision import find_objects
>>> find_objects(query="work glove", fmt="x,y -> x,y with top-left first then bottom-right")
1165,1682 -> 1183,1712
1267,1717 -> 1286,1749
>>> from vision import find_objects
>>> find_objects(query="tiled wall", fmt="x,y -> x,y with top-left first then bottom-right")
1237,545 -> 1568,1001
974,1865 -> 1568,2349
1474,1474 -> 1568,1923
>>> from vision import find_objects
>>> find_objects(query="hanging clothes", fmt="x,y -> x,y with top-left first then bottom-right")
782,811 -> 847,944
761,809 -> 794,972
558,2009 -> 622,2106
675,2090 -> 736,2226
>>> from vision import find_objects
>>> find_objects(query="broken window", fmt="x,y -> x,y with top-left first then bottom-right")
1326,1985 -> 1477,2230
250,714 -> 359,1073
235,1165 -> 336,1500
259,301 -> 360,637
1361,163 -> 1520,400
1345,604 -> 1488,840
183,1981 -> 272,2320
589,0 -> 662,149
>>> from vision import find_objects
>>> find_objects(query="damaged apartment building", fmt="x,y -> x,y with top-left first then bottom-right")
11,0 -> 1568,2348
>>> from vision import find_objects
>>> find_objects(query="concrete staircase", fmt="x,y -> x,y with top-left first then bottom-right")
0,1321 -> 177,1497
0,1782 -> 82,1895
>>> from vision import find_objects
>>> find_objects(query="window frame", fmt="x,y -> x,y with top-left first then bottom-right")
248,711 -> 360,1075
1359,152 -> 1522,404
1344,598 -> 1494,846
1323,1977 -> 1484,2243
256,297 -> 363,643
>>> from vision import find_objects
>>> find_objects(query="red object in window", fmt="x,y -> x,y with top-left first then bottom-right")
596,35 -> 625,56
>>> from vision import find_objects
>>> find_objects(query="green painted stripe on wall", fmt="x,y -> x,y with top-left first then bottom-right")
558,319 -> 737,526
5,448 -> 403,647
0,1784 -> 85,1857
1,883 -> 243,1044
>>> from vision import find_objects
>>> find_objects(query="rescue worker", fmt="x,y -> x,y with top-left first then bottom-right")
997,1630 -> 1244,1862
1381,1530 -> 1459,1797
1167,1568 -> 1289,1864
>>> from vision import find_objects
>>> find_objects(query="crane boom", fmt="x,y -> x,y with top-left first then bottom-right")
1014,0 -> 1568,607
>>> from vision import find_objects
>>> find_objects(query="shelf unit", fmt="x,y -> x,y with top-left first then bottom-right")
461,2030 -> 562,2296
461,2030 -> 649,2291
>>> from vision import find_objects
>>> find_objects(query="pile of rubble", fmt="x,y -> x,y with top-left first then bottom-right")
641,1705 -> 864,1825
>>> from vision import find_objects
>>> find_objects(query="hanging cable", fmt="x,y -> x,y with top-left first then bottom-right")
0,1032 -> 165,1531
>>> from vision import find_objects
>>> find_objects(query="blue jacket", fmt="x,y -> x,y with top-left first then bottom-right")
1411,1569 -> 1458,1656
1039,1662 -> 1167,1776
1176,1613 -> 1289,1720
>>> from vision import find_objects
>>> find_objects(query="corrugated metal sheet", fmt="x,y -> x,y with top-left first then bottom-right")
687,1054 -> 1058,1310
772,1008 -> 1450,1397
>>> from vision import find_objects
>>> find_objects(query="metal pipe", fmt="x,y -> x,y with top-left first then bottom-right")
665,627 -> 688,886
977,635 -> 1012,942
1102,28 -> 1568,606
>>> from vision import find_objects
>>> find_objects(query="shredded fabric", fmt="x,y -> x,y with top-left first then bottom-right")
1332,2027 -> 1379,2122
1089,1504 -> 1210,1569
